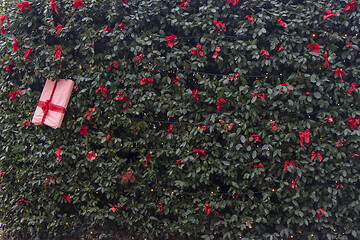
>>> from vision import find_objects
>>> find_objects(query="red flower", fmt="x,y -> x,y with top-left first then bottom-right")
248,134 -> 260,143
173,160 -> 182,165
347,42 -> 353,47
106,132 -> 111,141
323,9 -> 337,20
245,15 -> 254,21
23,48 -> 32,62
17,2 -> 29,12
180,0 -> 190,10
115,91 -> 124,100
334,68 -> 345,81
192,89 -> 198,102
79,125 -> 87,138
212,46 -> 221,59
284,160 -> 296,171
216,98 -> 226,111
226,0 -> 239,6
190,43 -> 203,57
259,50 -> 270,59
0,27 -> 7,34
62,193 -> 71,203
135,53 -> 145,63
140,77 -> 154,85
74,0 -> 85,9
344,0 -> 356,12
192,148 -> 206,157
108,61 -> 118,70
20,120 -> 31,129
54,24 -> 63,36
307,43 -> 320,53
253,92 -> 265,100
166,34 -> 177,48
118,23 -> 126,31
49,0 -> 58,14
87,151 -> 97,161
95,84 -> 108,98
213,20 -> 226,32
199,125 -> 206,132
349,116 -> 359,129
13,38 -> 19,52
325,118 -> 333,127
336,139 -> 346,147
55,45 -> 61,60
172,76 -> 181,84
0,15 -> 6,25
112,204 -> 121,212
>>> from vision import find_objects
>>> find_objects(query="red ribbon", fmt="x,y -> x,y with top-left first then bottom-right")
336,139 -> 346,147
74,0 -> 85,9
249,134 -> 260,143
86,151 -> 97,161
216,98 -> 226,111
284,160 -> 296,171
307,43 -> 320,53
280,84 -> 294,92
17,2 -> 29,12
192,148 -> 206,157
299,129 -> 310,146
349,116 -> 359,129
192,89 -> 199,102
180,0 -> 190,10
56,146 -> 62,163
275,17 -> 286,27
318,207 -> 326,216
86,107 -> 95,120
291,179 -> 298,189
204,204 -> 212,216
349,154 -> 360,157
167,125 -> 174,134
311,152 -> 323,162
172,76 -> 181,84
323,9 -> 337,20
9,89 -> 22,101
334,68 -> 345,81
157,201 -> 164,212
344,0 -> 356,12
173,160 -> 181,165
190,43 -> 203,57
145,154 -> 152,167
199,125 -> 206,132
79,124 -> 87,138
43,176 -> 55,186
49,0 -> 58,14
0,171 -> 5,179
227,0 -> 239,6
253,92 -> 265,100
18,199 -> 27,204
348,83 -> 358,95
258,50 -> 270,59
121,168 -> 136,184
108,61 -> 118,70
95,84 -> 108,97
24,48 -> 32,62
62,193 -> 71,203
213,20 -> 226,32
336,184 -> 344,189
112,204 -> 121,212
140,77 -> 154,85
118,23 -> 126,31
245,15 -> 254,21
106,132 -> 111,141
253,163 -> 264,169
324,51 -> 329,67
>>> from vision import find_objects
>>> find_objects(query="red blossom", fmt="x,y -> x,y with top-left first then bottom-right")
259,50 -> 270,59
87,151 -> 97,161
213,20 -> 226,32
226,0 -> 239,6
140,77 -> 153,85
79,125 -> 87,138
180,0 -> 190,10
166,34 -> 177,48
307,43 -> 320,53
74,0 -> 85,9
118,23 -> 126,31
17,2 -> 29,12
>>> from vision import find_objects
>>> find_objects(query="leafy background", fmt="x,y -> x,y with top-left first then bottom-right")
0,0 -> 359,239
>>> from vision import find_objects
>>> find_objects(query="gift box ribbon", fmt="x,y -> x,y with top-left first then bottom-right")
37,81 -> 66,124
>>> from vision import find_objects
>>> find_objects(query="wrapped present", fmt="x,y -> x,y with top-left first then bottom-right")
32,79 -> 74,129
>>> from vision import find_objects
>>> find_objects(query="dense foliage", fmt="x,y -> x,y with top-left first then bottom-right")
0,0 -> 359,239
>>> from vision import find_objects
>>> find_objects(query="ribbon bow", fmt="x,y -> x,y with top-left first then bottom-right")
173,160 -> 182,165
334,68 -> 345,81
95,84 -> 108,97
17,2 -> 29,12
349,116 -> 359,129
344,0 -> 356,12
24,48 -> 32,62
212,46 -> 221,59
323,9 -> 337,20
248,134 -> 260,143
140,77 -> 154,85
106,132 -> 111,141
348,83 -> 358,95
118,23 -> 126,31
335,184 -> 344,189
324,51 -> 329,67
62,193 -> 71,203
259,50 -> 270,59
216,98 -> 226,111
166,34 -> 177,48
213,20 -> 226,32
292,179 -> 300,189
157,201 -> 164,212
145,154 -> 152,167
317,207 -> 326,219
253,163 -> 264,169
38,99 -> 66,125
172,76 -> 181,84
190,43 -> 204,57
269,121 -> 278,131
307,43 -> 320,53
112,204 -> 121,212
192,148 -> 206,157
49,0 -> 58,14
311,152 -> 323,162
0,15 -> 6,25
86,107 -> 95,120
0,171 -> 5,179
349,154 -> 360,157
275,17 -> 286,27
86,151 -> 97,161
56,146 -> 62,163
280,84 -> 294,92
284,160 -> 296,171
180,0 -> 190,10
299,129 -> 310,146
43,176 -> 56,186
226,0 -> 239,6
9,89 -> 22,101
79,125 -> 87,138
13,38 -> 19,51
121,168 -> 136,184
245,15 -> 254,21
167,125 -> 174,134
336,139 -> 346,147
253,92 -> 265,100
135,52 -> 145,63
18,199 -> 27,204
